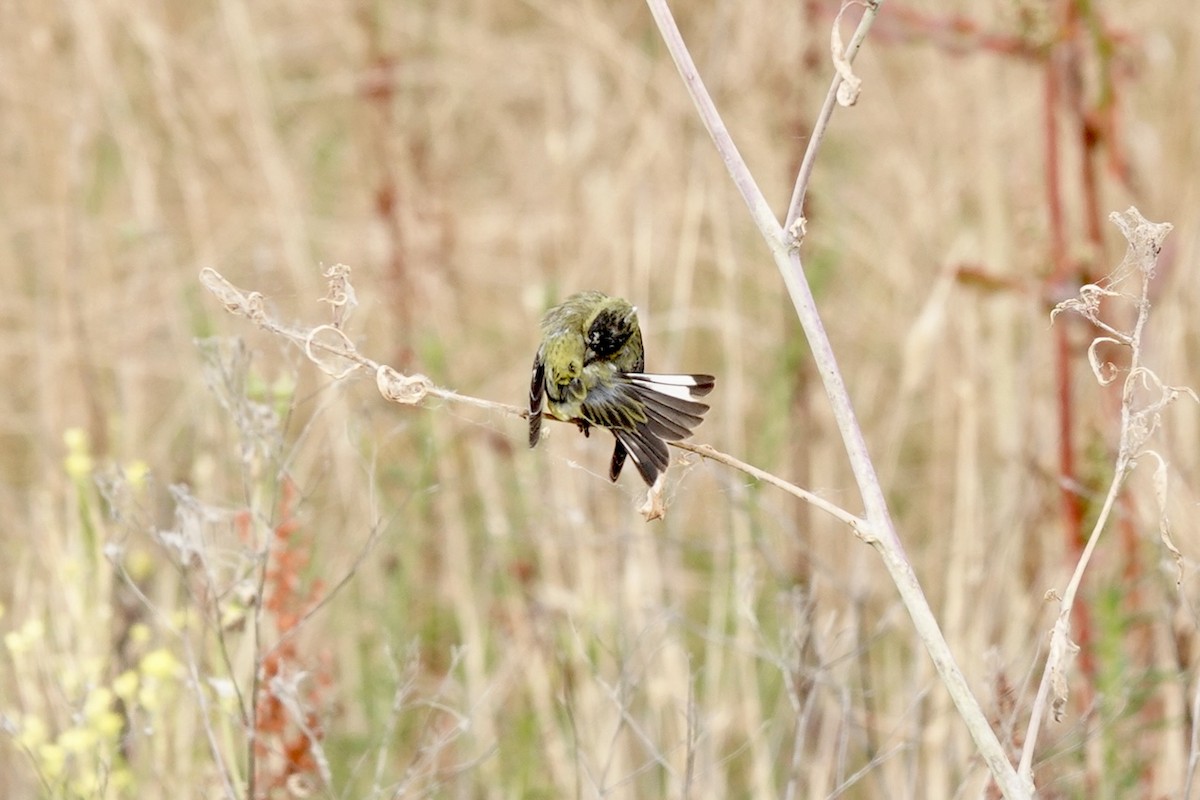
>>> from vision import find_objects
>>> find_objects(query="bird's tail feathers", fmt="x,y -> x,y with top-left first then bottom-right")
623,373 -> 715,443
613,427 -> 670,486
626,372 -> 715,401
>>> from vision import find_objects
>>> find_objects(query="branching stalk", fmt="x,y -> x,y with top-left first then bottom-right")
1018,208 -> 1176,782
643,1 -> 1029,797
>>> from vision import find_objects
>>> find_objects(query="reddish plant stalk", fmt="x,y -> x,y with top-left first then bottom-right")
1044,21 -> 1097,702
252,477 -> 331,798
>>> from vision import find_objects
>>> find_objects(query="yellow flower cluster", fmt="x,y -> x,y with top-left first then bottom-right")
5,624 -> 184,797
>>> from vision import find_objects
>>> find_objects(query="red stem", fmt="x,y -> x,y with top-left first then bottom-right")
1044,11 -> 1097,700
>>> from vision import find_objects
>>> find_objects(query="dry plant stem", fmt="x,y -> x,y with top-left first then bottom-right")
111,558 -> 242,798
644,2 -> 1029,798
672,441 -> 865,534
784,1 -> 881,231
1017,209 -> 1170,784
1187,679 -> 1200,797
199,268 -> 501,414
180,633 -> 240,800
1017,469 -> 1124,783
644,1 -> 781,248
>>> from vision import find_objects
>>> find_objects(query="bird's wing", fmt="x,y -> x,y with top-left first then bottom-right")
580,374 -> 711,441
529,352 -> 546,448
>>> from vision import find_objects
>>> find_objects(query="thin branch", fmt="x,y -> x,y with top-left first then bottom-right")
643,1 -> 786,251
1186,672 -> 1200,798
200,267 -> 522,417
643,2 -> 1030,797
785,0 -> 882,232
672,441 -> 867,535
199,268 -> 865,531
109,555 -> 241,799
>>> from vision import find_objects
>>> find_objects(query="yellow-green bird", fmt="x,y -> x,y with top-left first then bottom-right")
528,290 -> 715,486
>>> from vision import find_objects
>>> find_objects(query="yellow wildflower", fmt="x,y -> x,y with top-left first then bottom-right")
112,670 -> 139,701
139,648 -> 181,680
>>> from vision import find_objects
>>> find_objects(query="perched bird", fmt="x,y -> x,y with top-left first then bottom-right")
528,290 -> 715,486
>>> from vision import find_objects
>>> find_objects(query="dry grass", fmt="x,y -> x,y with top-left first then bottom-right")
2,0 -> 1200,797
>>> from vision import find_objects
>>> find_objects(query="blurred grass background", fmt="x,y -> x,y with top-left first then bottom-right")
2,0 -> 1199,797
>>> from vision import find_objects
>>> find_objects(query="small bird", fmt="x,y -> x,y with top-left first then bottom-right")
529,290 -> 715,486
